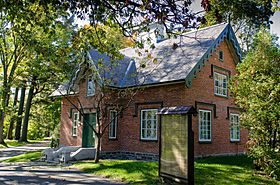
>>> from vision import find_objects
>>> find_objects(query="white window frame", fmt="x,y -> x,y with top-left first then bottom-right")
109,110 -> 117,139
87,75 -> 95,96
199,110 -> 212,142
214,72 -> 227,97
230,113 -> 240,141
140,109 -> 158,141
72,112 -> 79,136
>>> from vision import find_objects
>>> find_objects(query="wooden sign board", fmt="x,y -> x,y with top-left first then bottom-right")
158,106 -> 196,184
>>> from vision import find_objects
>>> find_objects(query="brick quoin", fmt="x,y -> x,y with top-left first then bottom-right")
59,40 -> 248,157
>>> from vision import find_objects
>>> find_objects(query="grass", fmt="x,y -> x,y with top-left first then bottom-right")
73,160 -> 159,184
195,155 -> 279,185
73,155 -> 280,185
0,139 -> 42,148
2,151 -> 43,163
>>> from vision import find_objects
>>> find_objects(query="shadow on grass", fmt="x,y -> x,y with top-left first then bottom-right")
196,155 -> 253,169
75,156 -> 279,185
195,155 -> 278,185
76,160 -> 159,185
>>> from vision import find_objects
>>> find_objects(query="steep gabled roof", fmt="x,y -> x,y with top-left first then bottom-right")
87,23 -> 241,88
51,23 -> 242,96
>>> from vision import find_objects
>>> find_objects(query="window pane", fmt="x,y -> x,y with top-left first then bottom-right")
147,129 -> 151,137
147,120 -> 151,128
153,121 -> 157,129
142,121 -> 146,128
147,112 -> 152,119
142,111 -> 146,120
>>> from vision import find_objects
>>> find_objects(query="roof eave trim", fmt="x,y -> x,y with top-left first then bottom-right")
87,51 -> 104,87
185,24 -> 242,88
108,79 -> 186,89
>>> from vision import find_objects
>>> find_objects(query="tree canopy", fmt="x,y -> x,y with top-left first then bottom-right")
232,30 -> 280,179
202,0 -> 278,51
2,0 -> 276,35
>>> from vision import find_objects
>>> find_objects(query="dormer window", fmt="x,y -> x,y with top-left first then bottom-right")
87,75 -> 95,96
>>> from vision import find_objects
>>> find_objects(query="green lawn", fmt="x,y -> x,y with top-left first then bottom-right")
195,155 -> 278,185
73,155 -> 280,185
0,139 -> 41,148
2,151 -> 43,163
73,160 -> 158,184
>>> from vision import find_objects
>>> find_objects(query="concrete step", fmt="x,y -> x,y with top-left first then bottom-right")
70,148 -> 96,161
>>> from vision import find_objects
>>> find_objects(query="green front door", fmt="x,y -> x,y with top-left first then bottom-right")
82,113 -> 96,148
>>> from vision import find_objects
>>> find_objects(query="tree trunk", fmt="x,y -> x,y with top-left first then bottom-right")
15,84 -> 26,140
7,88 -> 19,139
94,135 -> 101,163
94,108 -> 101,163
0,110 -> 6,145
20,82 -> 35,142
0,88 -> 10,145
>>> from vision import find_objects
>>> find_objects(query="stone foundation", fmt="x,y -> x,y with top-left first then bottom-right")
101,151 -> 159,161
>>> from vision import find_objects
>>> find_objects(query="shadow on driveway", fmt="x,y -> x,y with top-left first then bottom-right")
0,162 -> 122,185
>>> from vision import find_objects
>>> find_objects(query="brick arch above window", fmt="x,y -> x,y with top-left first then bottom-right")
195,101 -> 217,118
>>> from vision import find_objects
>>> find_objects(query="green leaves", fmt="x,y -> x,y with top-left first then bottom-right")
203,0 -> 275,51
232,29 -> 280,179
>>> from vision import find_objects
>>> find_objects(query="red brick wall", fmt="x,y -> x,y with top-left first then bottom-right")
60,96 -> 83,146
59,79 -> 97,147
59,40 -> 248,157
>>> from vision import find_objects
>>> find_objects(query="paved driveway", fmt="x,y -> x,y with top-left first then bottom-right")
0,162 -> 122,185
0,140 -> 50,161
0,140 -> 122,185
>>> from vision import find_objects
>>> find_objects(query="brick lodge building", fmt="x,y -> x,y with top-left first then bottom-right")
52,23 -> 248,160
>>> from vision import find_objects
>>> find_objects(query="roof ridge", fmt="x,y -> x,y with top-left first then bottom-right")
119,23 -> 228,53
182,22 -> 228,36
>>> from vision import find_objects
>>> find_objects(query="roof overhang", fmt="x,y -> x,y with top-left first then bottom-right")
157,106 -> 197,115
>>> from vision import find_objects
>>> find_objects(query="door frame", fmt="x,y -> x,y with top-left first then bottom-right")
82,113 -> 96,148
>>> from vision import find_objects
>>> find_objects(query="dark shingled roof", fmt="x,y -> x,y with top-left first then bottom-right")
52,23 -> 241,96
87,23 -> 241,88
